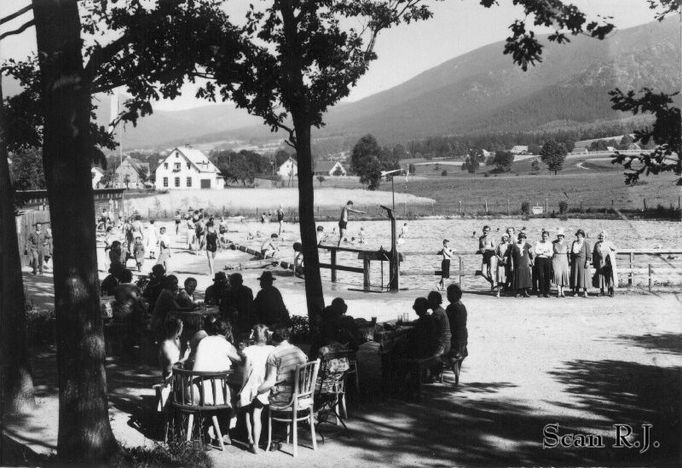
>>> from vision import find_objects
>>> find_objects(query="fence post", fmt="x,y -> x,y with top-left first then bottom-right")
331,250 -> 337,283
507,199 -> 510,216
628,252 -> 633,286
648,263 -> 652,292
363,257 -> 371,291
485,199 -> 488,214
459,201 -> 462,215
643,198 -> 647,212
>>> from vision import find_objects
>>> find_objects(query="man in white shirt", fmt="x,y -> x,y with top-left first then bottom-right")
534,229 -> 553,297
157,226 -> 171,270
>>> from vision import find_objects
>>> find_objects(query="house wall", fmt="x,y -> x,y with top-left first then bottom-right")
277,159 -> 298,178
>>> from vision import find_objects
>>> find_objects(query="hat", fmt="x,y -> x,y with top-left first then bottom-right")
258,271 -> 276,281
575,229 -> 586,237
518,232 -> 527,239
213,271 -> 227,282
556,228 -> 565,237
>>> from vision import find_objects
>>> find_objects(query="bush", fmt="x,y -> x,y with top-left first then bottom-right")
112,441 -> 212,468
559,200 -> 568,215
521,201 -> 530,215
483,173 -> 489,177
290,315 -> 310,344
441,170 -> 448,176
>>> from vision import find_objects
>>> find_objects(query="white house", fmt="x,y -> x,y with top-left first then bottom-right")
91,166 -> 104,188
155,146 -> 224,190
278,157 -> 298,178
510,145 -> 529,154
314,160 -> 347,177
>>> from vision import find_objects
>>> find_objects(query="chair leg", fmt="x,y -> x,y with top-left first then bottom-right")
286,423 -> 291,444
309,411 -> 317,451
293,416 -> 298,457
186,413 -> 194,442
212,415 -> 224,451
266,408 -> 272,452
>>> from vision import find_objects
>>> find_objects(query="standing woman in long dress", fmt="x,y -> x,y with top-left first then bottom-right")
494,233 -> 511,297
510,232 -> 533,297
569,229 -> 591,297
552,229 -> 570,297
592,231 -> 618,297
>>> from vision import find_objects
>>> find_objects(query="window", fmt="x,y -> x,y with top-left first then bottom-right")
174,177 -> 180,187
164,162 -> 168,169
163,177 -> 168,187
186,177 -> 192,187
187,162 -> 191,170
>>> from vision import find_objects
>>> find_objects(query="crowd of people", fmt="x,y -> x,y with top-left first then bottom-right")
440,225 -> 619,297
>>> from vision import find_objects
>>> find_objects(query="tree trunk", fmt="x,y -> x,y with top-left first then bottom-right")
0,80 -> 36,416
32,0 -> 118,462
293,119 -> 325,319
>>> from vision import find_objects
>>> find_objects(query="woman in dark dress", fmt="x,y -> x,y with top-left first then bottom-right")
570,229 -> 591,297
509,232 -> 533,297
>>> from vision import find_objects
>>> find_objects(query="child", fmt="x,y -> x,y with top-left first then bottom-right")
260,233 -> 279,259
438,239 -> 455,291
133,235 -> 146,272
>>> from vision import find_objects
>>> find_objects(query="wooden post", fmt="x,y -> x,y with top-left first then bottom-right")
330,249 -> 337,283
485,199 -> 488,214
628,252 -> 634,286
389,214 -> 399,291
459,200 -> 462,215
643,198 -> 647,212
648,263 -> 652,292
363,258 -> 371,291
507,199 -> 510,216
458,256 -> 463,285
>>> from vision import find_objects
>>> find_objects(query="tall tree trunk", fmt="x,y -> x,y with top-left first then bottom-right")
0,79 -> 35,416
293,118 -> 325,319
32,0 -> 118,462
279,0 -> 325,320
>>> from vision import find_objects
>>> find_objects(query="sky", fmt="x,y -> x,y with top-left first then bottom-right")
0,0 -> 662,110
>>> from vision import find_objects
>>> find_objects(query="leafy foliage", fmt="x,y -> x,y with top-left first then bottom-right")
10,149 -> 45,190
462,154 -> 479,174
350,134 -> 399,189
609,87 -> 681,184
210,150 -> 272,186
540,140 -> 568,174
492,150 -> 515,173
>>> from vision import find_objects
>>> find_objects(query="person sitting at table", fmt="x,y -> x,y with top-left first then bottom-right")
150,275 -> 195,338
177,277 -> 198,308
237,324 -> 275,454
257,324 -> 308,409
101,262 -> 133,296
319,298 -> 361,353
205,271 -> 229,306
142,264 -> 166,310
220,273 -> 255,338
394,297 -> 438,360
426,291 -> 452,380
253,271 -> 290,328
159,318 -> 189,383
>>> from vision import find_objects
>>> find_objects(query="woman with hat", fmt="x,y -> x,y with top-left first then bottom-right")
570,229 -> 591,297
592,231 -> 618,296
552,229 -> 570,297
510,232 -> 533,297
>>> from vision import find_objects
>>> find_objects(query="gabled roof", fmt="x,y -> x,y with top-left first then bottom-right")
279,157 -> 297,169
117,157 -> 149,176
170,146 -> 220,174
314,160 -> 345,173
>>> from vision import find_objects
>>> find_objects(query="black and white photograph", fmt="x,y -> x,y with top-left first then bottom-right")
0,0 -> 680,466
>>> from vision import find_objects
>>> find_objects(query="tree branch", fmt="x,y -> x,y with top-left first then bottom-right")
0,19 -> 35,41
0,5 -> 32,26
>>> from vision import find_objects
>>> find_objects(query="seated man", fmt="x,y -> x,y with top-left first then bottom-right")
395,297 -> 438,360
257,325 -> 308,408
320,298 -> 361,352
142,264 -> 166,310
101,263 -> 133,296
177,277 -> 198,308
205,272 -> 229,306
150,275 -> 194,338
219,273 -> 254,338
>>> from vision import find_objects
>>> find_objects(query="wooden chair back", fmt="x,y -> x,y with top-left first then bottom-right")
170,366 -> 233,411
293,359 -> 320,410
